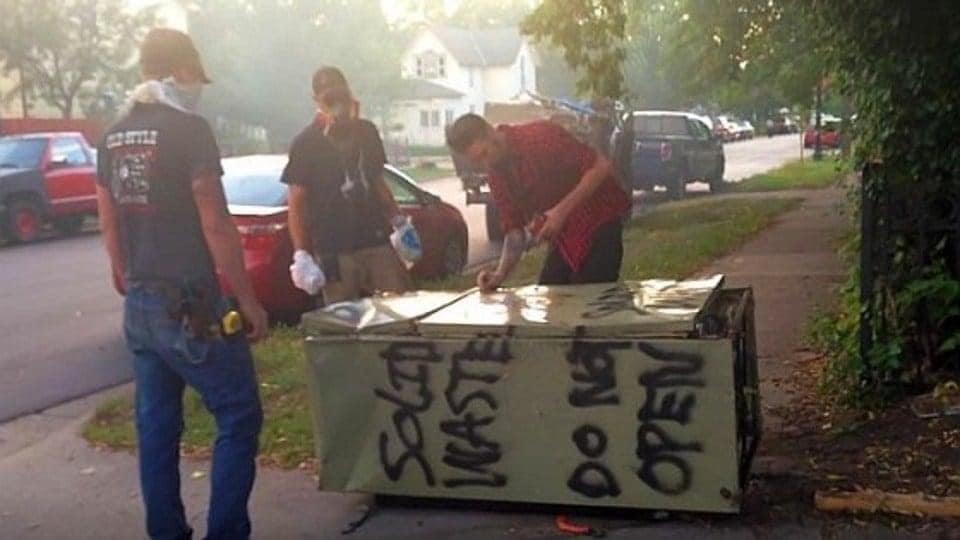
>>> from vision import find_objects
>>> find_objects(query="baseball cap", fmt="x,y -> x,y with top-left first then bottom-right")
139,28 -> 212,84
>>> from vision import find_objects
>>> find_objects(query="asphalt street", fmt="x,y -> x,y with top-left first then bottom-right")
0,133 -> 803,422
0,229 -> 127,422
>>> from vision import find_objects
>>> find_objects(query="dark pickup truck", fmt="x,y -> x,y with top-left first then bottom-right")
0,132 -> 99,243
620,110 -> 725,197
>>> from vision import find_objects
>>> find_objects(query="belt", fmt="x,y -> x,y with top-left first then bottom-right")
127,278 -> 218,295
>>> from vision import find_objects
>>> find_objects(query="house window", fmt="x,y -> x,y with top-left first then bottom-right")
420,110 -> 429,127
418,51 -> 444,79
430,110 -> 440,127
445,109 -> 454,125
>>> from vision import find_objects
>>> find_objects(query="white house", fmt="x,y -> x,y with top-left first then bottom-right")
390,26 -> 538,146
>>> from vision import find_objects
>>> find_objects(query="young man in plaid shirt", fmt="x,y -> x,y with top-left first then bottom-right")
446,114 -> 631,291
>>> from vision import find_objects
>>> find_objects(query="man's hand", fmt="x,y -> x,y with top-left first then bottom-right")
535,206 -> 569,244
238,295 -> 269,342
192,172 -> 268,342
477,269 -> 505,293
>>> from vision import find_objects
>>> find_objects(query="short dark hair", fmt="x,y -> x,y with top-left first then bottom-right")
446,113 -> 493,152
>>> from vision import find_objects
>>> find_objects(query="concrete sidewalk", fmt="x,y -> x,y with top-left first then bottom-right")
2,187 -> 904,540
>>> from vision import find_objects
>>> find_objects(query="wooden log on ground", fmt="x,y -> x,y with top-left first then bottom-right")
815,489 -> 960,518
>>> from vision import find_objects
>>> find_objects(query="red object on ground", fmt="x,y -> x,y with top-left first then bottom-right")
555,515 -> 603,537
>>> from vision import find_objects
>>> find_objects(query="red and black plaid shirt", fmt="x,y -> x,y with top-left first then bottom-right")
487,121 -> 631,272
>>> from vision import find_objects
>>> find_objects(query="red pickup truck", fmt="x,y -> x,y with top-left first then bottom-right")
0,132 -> 99,243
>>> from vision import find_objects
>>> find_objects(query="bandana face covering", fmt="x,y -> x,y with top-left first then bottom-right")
124,77 -> 203,114
160,77 -> 203,112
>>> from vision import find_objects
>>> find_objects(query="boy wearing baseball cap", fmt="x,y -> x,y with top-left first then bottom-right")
96,28 -> 266,540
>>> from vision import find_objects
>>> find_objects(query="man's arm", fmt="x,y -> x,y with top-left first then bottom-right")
362,122 -> 402,221
371,170 -> 402,221
287,183 -> 313,253
192,174 -> 268,341
96,185 -> 124,292
477,228 -> 526,292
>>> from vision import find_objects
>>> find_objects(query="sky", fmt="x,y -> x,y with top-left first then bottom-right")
380,0 -> 462,23
124,0 -> 464,28
125,0 -> 188,29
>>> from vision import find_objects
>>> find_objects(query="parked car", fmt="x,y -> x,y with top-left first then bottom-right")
738,120 -> 756,139
620,110 -> 725,197
0,132 -> 98,243
803,120 -> 842,149
219,155 -> 469,317
713,115 -> 740,142
768,115 -> 800,135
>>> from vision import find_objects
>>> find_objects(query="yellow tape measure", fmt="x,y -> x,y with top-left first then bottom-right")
221,310 -> 244,336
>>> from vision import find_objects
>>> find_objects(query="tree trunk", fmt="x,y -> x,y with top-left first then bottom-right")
17,69 -> 31,118
813,78 -> 823,160
13,2 -> 30,118
60,98 -> 73,119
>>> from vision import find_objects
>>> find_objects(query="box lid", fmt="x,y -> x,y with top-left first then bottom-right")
415,274 -> 725,338
301,290 -> 471,336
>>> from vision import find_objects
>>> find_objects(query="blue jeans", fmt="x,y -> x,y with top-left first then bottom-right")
124,286 -> 263,540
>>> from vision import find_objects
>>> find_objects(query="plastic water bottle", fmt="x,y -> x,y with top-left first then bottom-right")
391,216 -> 423,267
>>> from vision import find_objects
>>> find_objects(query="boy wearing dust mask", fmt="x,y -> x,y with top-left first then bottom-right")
283,66 -> 419,304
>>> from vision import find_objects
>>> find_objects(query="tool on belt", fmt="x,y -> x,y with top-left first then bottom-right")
167,282 -> 244,340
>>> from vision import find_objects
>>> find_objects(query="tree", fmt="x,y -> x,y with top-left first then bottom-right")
448,0 -> 538,28
0,0 -> 155,119
184,0 -> 404,146
0,0 -> 35,116
523,0 -> 823,111
522,0 -> 627,98
389,0 -> 537,29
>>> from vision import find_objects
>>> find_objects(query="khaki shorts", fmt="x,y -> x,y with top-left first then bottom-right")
322,244 -> 411,305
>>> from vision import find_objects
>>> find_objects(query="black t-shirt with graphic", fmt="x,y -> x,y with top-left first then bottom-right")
97,103 -> 223,287
281,118 -> 390,268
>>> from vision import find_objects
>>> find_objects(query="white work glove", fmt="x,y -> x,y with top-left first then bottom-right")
289,249 -> 326,295
390,215 -> 423,266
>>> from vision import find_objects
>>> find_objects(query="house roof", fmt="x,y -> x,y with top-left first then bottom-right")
430,26 -> 524,67
396,79 -> 465,101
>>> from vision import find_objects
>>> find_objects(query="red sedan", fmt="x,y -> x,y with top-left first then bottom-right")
803,122 -> 841,149
220,155 -> 468,318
